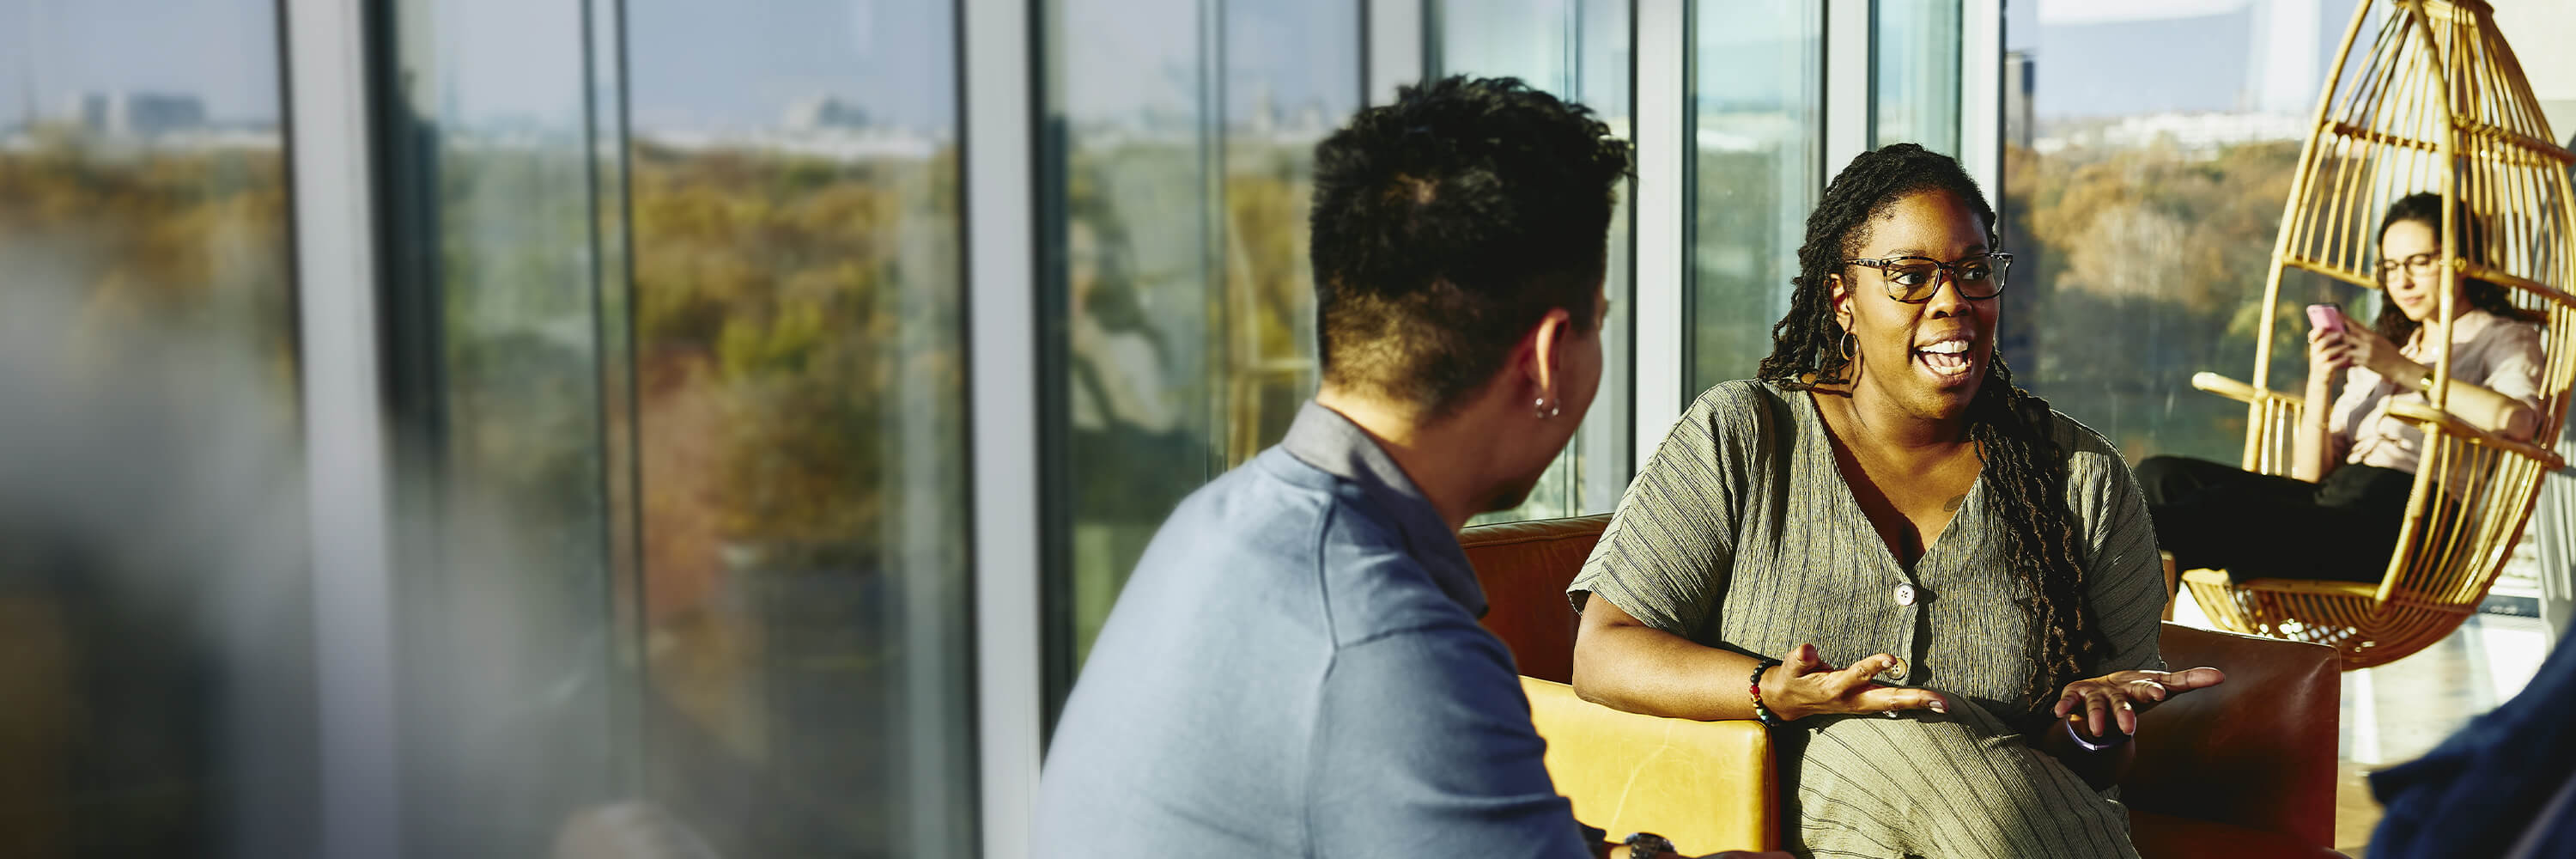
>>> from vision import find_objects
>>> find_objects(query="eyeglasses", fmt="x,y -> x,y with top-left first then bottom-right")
2378,253 -> 2444,282
1843,252 -> 2013,303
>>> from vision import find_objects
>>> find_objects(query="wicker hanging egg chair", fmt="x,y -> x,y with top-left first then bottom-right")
2180,0 -> 2576,670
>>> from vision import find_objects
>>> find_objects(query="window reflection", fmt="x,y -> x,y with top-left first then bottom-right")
2003,3 -> 2349,464
1042,0 -> 1362,701
1692,0 -> 1823,393
1436,0 -> 1637,523
625,0 -> 975,855
374,0 -> 626,854
1874,0 -> 1961,153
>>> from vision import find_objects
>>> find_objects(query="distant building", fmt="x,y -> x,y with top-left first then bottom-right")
2004,51 -> 2034,149
73,92 -> 209,138
784,95 -> 871,132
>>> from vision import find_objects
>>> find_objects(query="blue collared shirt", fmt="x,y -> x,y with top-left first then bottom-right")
1035,401 -> 1589,858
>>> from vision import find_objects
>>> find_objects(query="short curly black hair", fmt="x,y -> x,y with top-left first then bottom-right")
1308,76 -> 1633,417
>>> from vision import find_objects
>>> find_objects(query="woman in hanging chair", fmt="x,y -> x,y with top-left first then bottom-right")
2138,192 -> 2544,583
1567,143 -> 2221,859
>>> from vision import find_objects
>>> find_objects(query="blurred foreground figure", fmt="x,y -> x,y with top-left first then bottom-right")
0,284 -> 312,858
2367,617 -> 2576,857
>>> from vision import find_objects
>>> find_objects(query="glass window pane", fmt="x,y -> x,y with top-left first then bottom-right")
1436,0 -> 1637,525
374,1 -> 630,854
624,0 -> 975,854
1692,1 -> 1824,394
1874,0 -> 1961,154
2004,3 -> 2348,467
0,0 -> 304,854
1041,0 -> 1362,707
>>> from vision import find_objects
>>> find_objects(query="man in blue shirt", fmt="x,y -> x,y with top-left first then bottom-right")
1037,77 -> 1766,859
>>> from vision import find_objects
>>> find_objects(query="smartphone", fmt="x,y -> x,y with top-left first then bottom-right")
2306,303 -> 2345,333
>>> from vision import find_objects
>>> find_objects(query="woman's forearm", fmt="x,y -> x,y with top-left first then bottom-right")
2433,377 -> 2536,440
1569,619 -> 1764,722
2373,356 -> 2535,439
2290,381 -> 2336,483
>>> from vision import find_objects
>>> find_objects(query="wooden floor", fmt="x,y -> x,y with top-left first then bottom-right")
2337,762 -> 2381,857
2168,599 -> 2556,858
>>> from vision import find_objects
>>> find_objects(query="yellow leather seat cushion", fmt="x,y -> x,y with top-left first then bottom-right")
1521,676 -> 1777,853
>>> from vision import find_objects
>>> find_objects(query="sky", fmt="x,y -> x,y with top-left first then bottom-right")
2011,0 -> 2355,120
625,0 -> 957,133
0,0 -> 283,125
0,0 -> 2392,134
0,0 -> 1364,135
2032,0 -> 2257,27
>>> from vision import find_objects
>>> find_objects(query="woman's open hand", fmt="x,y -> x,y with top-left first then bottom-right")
1760,643 -> 1951,722
2050,667 -> 2226,740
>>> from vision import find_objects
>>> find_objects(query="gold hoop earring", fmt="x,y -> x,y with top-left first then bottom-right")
1839,330 -> 1857,360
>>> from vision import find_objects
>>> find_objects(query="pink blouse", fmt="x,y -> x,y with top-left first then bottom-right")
2327,308 -> 2544,476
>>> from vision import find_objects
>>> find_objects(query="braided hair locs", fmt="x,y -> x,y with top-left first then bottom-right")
1757,143 -> 2104,716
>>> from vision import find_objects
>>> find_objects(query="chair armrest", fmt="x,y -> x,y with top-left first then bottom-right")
1462,515 -> 1612,684
2383,399 -> 2566,468
2122,623 -> 2340,848
1520,676 -> 1777,854
2191,372 -> 2303,410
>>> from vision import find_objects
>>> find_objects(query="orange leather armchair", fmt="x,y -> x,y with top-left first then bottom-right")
1463,515 -> 2347,859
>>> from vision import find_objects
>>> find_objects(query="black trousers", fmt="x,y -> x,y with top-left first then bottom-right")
2136,455 -> 2418,582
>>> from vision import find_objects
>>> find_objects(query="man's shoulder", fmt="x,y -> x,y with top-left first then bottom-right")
1213,447 -> 1478,646
1035,451 -> 1522,857
1160,447 -> 1410,556
1118,447 -> 1461,642
1151,448 -> 1385,563
1033,455 -> 1347,856
1314,517 -> 1484,651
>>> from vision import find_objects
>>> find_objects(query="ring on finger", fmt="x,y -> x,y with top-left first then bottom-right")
1883,710 -> 1900,719
2118,701 -> 2134,711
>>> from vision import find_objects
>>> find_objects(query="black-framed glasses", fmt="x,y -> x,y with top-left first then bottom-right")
1844,252 -> 2013,302
2378,253 -> 2443,282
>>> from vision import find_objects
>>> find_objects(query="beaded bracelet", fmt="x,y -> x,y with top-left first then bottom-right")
1747,657 -> 1788,728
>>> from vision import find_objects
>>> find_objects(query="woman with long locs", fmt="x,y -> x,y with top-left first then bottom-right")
1568,143 -> 2225,858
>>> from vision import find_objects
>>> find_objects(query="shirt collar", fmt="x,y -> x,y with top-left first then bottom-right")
1278,400 -> 1489,618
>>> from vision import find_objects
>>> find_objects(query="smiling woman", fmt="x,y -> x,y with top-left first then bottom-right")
1827,191 -> 2008,411
1567,143 -> 2214,859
